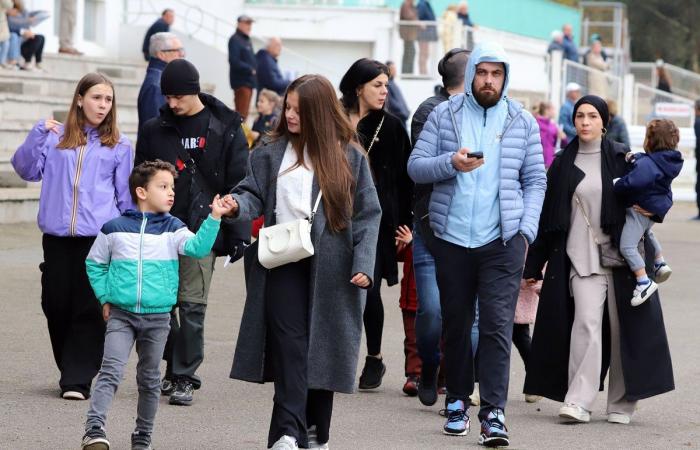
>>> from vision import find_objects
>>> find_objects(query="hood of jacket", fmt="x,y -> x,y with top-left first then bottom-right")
648,149 -> 683,179
464,41 -> 511,107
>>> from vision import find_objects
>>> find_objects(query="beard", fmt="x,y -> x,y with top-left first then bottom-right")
473,86 -> 502,108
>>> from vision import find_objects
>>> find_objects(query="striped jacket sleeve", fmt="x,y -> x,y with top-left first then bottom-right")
85,231 -> 112,304
172,215 -> 222,259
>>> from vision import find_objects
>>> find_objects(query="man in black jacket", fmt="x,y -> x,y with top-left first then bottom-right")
136,59 -> 250,406
228,15 -> 256,120
141,9 -> 175,61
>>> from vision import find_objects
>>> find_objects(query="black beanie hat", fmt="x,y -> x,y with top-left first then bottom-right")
161,59 -> 200,96
572,94 -> 610,128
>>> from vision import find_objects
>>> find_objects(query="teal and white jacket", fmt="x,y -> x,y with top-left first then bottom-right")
86,210 -> 221,314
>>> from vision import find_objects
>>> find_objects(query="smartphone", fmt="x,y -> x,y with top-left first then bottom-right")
467,151 -> 484,159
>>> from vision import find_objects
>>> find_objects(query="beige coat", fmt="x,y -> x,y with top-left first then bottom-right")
0,0 -> 15,42
586,52 -> 609,97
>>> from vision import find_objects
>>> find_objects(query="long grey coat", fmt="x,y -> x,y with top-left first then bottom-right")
228,138 -> 382,394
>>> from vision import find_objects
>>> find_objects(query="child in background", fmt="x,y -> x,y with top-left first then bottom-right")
251,89 -> 281,145
81,160 -> 233,450
396,224 -> 421,396
613,119 -> 683,306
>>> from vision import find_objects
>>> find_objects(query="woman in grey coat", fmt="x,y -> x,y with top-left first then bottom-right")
222,74 -> 381,450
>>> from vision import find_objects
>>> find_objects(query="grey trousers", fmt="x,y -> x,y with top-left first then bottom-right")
620,208 -> 663,272
59,0 -> 77,48
565,272 -> 637,415
86,308 -> 170,434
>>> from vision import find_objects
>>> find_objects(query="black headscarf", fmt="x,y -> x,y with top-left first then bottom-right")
572,95 -> 610,129
539,135 -> 626,247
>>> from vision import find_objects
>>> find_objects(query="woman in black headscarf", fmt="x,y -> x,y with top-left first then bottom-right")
339,58 -> 413,390
523,95 -> 674,425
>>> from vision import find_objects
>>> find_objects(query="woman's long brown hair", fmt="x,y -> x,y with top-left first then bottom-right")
272,74 -> 358,232
57,73 -> 121,149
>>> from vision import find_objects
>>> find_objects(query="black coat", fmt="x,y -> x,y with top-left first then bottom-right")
523,140 -> 675,402
135,93 -> 251,256
228,30 -> 257,90
357,109 -> 413,285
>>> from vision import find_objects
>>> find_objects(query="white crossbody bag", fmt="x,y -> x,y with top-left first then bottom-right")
257,192 -> 323,269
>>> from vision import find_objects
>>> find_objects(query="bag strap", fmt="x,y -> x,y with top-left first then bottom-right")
309,192 -> 323,225
366,115 -> 385,154
573,193 -> 601,245
174,144 -> 217,196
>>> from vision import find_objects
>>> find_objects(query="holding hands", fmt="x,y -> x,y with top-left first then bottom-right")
209,194 -> 236,219
395,224 -> 413,253
451,147 -> 485,173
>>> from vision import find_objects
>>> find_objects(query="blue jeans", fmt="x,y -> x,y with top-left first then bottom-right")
0,39 -> 9,65
413,224 -> 479,370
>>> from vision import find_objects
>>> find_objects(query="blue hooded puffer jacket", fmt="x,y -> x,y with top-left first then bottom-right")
407,42 -> 547,244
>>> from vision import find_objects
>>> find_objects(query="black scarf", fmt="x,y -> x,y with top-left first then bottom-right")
539,136 -> 626,246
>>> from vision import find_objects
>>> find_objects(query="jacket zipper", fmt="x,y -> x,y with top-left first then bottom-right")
136,215 -> 147,313
69,145 -> 87,236
498,108 -> 524,245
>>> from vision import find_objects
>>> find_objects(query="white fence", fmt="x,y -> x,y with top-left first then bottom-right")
631,83 -> 695,128
561,59 -> 622,107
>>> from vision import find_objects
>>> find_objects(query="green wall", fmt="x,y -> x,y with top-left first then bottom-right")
387,0 -> 581,41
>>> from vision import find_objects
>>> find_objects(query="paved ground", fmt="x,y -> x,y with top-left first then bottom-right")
1,203 -> 700,450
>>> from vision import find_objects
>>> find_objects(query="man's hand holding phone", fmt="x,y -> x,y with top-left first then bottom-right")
452,148 -> 485,173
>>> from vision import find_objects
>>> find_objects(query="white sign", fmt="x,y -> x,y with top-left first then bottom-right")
654,102 -> 693,117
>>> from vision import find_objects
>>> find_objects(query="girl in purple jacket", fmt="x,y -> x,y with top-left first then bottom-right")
11,72 -> 133,400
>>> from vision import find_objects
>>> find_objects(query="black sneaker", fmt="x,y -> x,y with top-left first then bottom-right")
169,380 -> 194,405
131,431 -> 152,450
161,377 -> 174,396
81,426 -> 110,450
418,364 -> 438,406
358,356 -> 386,390
479,408 -> 509,447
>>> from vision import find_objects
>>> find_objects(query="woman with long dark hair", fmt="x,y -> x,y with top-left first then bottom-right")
226,74 -> 381,450
11,72 -> 134,400
339,58 -> 413,391
523,95 -> 674,425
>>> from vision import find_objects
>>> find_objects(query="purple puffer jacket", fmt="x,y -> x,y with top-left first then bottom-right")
536,115 -> 558,168
11,121 -> 134,237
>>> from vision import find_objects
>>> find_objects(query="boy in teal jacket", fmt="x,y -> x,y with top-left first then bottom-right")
81,160 -> 233,450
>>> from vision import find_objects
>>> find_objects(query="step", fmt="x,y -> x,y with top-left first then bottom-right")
0,187 -> 40,224
0,92 -> 139,125
40,53 -> 146,81
0,71 -> 143,101
0,121 -> 138,168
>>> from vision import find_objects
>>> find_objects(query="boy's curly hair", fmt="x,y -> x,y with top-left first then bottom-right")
643,119 -> 680,153
129,159 -> 177,203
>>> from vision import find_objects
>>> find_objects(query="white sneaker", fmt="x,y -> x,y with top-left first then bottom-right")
655,264 -> 672,283
469,383 -> 480,406
559,403 -> 590,423
607,412 -> 631,424
271,435 -> 298,450
525,394 -> 542,403
631,280 -> 658,307
62,390 -> 86,400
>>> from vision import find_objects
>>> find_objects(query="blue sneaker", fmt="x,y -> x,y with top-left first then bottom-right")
443,399 -> 470,436
479,408 -> 509,447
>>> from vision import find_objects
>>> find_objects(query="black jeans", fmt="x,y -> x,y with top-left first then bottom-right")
41,234 -> 105,396
266,259 -> 334,448
363,245 -> 384,356
512,323 -> 531,367
695,150 -> 700,216
432,235 -> 526,419
167,301 -> 206,389
21,34 -> 44,64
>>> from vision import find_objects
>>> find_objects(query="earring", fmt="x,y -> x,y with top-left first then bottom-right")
78,103 -> 82,108
602,127 -> 607,135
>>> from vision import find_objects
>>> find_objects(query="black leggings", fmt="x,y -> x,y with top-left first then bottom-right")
363,251 -> 384,356
512,323 -> 532,367
21,34 -> 44,64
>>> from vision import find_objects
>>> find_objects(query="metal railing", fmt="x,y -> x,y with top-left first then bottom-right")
629,62 -> 700,101
122,0 -> 339,78
631,83 -> 694,128
561,59 -> 622,106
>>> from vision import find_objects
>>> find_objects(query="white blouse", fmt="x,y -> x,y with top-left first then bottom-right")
275,143 -> 315,224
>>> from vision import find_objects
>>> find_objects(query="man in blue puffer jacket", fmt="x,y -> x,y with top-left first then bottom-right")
408,41 -> 546,447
